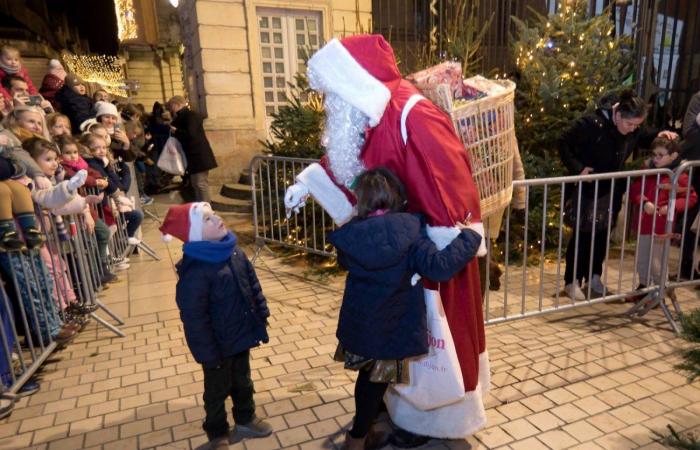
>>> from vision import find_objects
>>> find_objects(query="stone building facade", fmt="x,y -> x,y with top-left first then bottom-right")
175,0 -> 371,183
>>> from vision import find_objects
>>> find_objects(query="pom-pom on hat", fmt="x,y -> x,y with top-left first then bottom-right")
159,202 -> 212,243
94,101 -> 119,119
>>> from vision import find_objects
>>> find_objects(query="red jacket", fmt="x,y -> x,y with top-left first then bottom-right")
0,66 -> 38,101
629,162 -> 697,235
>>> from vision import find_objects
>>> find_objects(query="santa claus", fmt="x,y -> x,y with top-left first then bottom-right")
284,35 -> 490,444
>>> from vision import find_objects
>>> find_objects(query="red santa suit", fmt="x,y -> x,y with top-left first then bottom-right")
290,35 -> 489,438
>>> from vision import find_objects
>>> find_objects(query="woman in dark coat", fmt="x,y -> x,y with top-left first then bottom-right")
167,96 -> 217,202
558,89 -> 677,300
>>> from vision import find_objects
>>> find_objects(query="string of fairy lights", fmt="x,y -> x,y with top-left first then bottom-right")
114,0 -> 139,41
62,53 -> 128,97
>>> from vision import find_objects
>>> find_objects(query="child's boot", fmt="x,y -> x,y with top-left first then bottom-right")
341,431 -> 366,450
207,436 -> 229,450
235,416 -> 273,437
0,230 -> 26,252
23,227 -> 45,249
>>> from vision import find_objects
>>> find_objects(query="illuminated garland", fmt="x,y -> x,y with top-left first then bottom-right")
62,53 -> 128,97
115,0 -> 139,41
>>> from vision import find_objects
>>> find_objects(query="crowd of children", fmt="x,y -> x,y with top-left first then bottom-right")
0,44 -> 169,414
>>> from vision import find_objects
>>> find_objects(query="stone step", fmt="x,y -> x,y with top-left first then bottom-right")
238,169 -> 252,186
220,183 -> 252,201
210,194 -> 252,214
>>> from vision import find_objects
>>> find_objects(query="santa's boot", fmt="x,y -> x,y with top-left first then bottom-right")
340,431 -> 365,450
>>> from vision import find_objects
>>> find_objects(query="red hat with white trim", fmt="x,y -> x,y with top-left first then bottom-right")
159,202 -> 211,243
307,34 -> 402,127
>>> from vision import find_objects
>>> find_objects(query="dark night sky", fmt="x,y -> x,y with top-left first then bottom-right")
47,0 -> 120,54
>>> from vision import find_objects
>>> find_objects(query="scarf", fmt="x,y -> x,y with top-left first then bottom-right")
61,156 -> 88,172
183,231 -> 237,263
0,61 -> 19,75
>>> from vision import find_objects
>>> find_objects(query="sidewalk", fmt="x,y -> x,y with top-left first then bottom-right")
0,203 -> 699,449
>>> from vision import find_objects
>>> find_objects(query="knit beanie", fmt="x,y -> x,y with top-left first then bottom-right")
94,101 -> 119,119
159,202 -> 212,242
64,73 -> 84,89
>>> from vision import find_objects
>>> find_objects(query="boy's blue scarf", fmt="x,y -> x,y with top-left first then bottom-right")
183,231 -> 237,263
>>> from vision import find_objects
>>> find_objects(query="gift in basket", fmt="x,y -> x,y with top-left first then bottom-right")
408,62 -> 518,219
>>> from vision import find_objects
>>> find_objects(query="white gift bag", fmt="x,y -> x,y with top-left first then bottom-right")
157,136 -> 187,176
392,289 -> 465,410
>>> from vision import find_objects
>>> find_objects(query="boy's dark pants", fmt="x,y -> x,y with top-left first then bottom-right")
202,350 -> 255,439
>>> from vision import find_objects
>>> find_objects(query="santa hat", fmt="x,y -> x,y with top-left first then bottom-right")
307,35 -> 402,127
95,101 -> 119,119
159,202 -> 212,243
48,59 -> 63,70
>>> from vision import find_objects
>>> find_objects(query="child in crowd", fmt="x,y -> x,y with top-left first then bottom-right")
0,45 -> 38,102
47,113 -> 72,138
328,168 -> 482,450
94,101 -> 133,160
81,133 -> 142,239
0,134 -> 43,251
92,89 -> 111,104
629,137 -> 697,293
160,202 -> 272,450
39,59 -> 66,111
55,74 -> 93,133
57,135 -> 117,283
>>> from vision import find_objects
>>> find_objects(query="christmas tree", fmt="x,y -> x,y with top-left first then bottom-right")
512,0 -> 634,178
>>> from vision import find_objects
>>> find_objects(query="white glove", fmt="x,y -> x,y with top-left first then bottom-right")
67,170 -> 87,192
284,183 -> 310,218
116,196 -> 134,208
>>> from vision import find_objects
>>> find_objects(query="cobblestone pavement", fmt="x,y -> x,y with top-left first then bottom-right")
0,203 -> 699,450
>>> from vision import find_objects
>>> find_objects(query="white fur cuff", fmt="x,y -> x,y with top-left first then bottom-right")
296,163 -> 354,225
466,222 -> 487,257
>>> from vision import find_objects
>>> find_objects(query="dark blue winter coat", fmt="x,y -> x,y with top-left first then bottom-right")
175,245 -> 270,368
329,213 -> 481,360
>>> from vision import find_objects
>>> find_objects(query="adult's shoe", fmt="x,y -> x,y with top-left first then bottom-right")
387,428 -> 430,449
565,282 -> 586,301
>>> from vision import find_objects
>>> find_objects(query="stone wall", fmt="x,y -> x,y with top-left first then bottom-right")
124,46 -> 185,110
177,0 -> 371,185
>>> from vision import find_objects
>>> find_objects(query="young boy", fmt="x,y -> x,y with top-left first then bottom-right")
629,137 -> 697,294
160,202 -> 273,449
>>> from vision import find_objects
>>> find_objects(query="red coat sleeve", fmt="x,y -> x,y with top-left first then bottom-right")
20,68 -> 38,95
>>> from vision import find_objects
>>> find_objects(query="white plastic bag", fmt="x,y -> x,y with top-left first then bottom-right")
157,136 -> 187,176
392,289 -> 465,410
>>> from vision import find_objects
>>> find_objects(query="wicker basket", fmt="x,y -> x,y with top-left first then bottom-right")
417,80 -> 517,219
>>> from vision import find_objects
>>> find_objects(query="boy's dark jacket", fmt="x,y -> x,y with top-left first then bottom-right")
175,234 -> 269,367
329,212 -> 481,360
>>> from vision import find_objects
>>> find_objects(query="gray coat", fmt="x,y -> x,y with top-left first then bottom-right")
683,91 -> 700,140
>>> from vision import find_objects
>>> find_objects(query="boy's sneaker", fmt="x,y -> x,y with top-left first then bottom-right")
140,195 -> 155,206
23,228 -> 46,249
113,262 -> 130,271
236,416 -> 273,437
16,380 -> 40,397
565,282 -> 586,301
208,436 -> 229,450
0,231 -> 26,252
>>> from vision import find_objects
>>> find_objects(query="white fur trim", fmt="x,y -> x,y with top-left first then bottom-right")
385,349 -> 490,439
307,39 -> 391,127
425,224 -> 461,250
296,163 -> 354,225
401,94 -> 425,145
188,202 -> 211,242
467,222 -> 487,257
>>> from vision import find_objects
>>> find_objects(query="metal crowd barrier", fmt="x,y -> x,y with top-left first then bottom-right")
0,199 -> 133,396
86,188 -> 160,262
250,155 -> 700,335
250,156 -> 337,260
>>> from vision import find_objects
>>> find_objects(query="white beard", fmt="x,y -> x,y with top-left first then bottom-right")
322,93 -> 369,188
